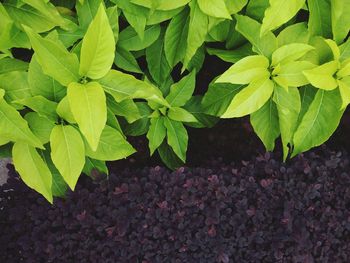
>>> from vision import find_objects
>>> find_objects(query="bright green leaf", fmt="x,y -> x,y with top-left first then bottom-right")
292,89 -> 344,156
303,61 -> 338,90
164,8 -> 189,67
222,78 -> 274,118
216,55 -> 270,84
197,0 -> 231,19
24,27 -> 80,86
67,81 -> 107,151
146,117 -> 167,155
0,98 -> 43,148
164,117 -> 188,162
271,43 -> 314,66
250,98 -> 280,151
25,112 -> 55,144
273,86 -> 301,160
50,125 -> 85,190
168,107 -> 198,123
166,70 -> 196,107
261,0 -> 305,35
79,4 -> 115,79
85,125 -> 135,161
13,142 -> 53,203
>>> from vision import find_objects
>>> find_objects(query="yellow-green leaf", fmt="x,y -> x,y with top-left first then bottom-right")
67,82 -> 107,151
271,43 -> 314,66
303,61 -> 338,90
261,0 -> 306,35
222,78 -> 274,118
50,125 -> 85,190
79,4 -> 115,79
85,125 -> 135,161
197,0 -> 231,19
24,27 -> 80,86
216,55 -> 270,84
13,142 -> 53,203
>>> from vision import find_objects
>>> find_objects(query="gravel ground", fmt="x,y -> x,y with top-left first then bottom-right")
0,159 -> 10,186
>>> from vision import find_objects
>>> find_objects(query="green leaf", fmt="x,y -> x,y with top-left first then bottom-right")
122,7 -> 147,40
273,86 -> 301,160
25,112 -> 55,144
157,141 -> 184,170
271,43 -> 314,66
79,4 -> 115,79
146,7 -> 185,25
225,0 -> 248,14
183,96 -> 219,127
0,71 -> 32,102
3,2 -> 63,33
303,61 -> 338,90
121,102 -> 152,136
0,98 -> 43,148
197,0 -> 231,19
245,0 -> 270,22
85,125 -> 135,161
168,107 -> 198,123
338,59 -> 350,78
273,61 -> 316,88
308,0 -> 332,38
183,0 -> 208,70
0,57 -> 28,74
222,78 -> 274,118
22,0 -> 70,30
14,96 -> 58,121
118,25 -> 161,51
131,0 -> 191,10
250,98 -> 280,151
107,96 -> 141,123
114,47 -> 142,73
216,55 -> 270,84
164,8 -> 189,67
277,22 -> 309,46
67,82 -> 107,151
331,0 -> 350,44
40,148 -> 68,197
166,70 -> 196,107
56,96 -> 76,123
24,27 -> 80,86
146,31 -> 171,86
298,85 -> 318,125
146,117 -> 167,155
76,0 -> 102,30
292,89 -> 344,156
340,40 -> 350,62
202,81 -> 243,116
13,142 -> 53,203
50,125 -> 85,190
206,44 -> 253,63
261,0 -> 305,35
98,70 -> 167,106
338,79 -> 350,109
235,14 -> 277,58
83,157 -> 109,176
28,55 -> 66,102
164,117 -> 188,162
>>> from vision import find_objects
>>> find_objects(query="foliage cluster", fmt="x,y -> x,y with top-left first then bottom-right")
1,148 -> 350,262
0,0 -> 349,201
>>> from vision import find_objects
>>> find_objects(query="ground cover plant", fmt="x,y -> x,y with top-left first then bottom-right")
0,0 -> 349,200
1,147 -> 350,262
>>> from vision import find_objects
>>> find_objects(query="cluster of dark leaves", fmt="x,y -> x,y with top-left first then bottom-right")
1,146 -> 350,263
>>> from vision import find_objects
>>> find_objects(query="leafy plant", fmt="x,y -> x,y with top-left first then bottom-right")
0,0 -> 349,202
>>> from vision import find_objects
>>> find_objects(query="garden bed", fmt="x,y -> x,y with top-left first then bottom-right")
1,129 -> 350,262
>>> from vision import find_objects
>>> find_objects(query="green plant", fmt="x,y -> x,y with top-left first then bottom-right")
0,0 -> 349,202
